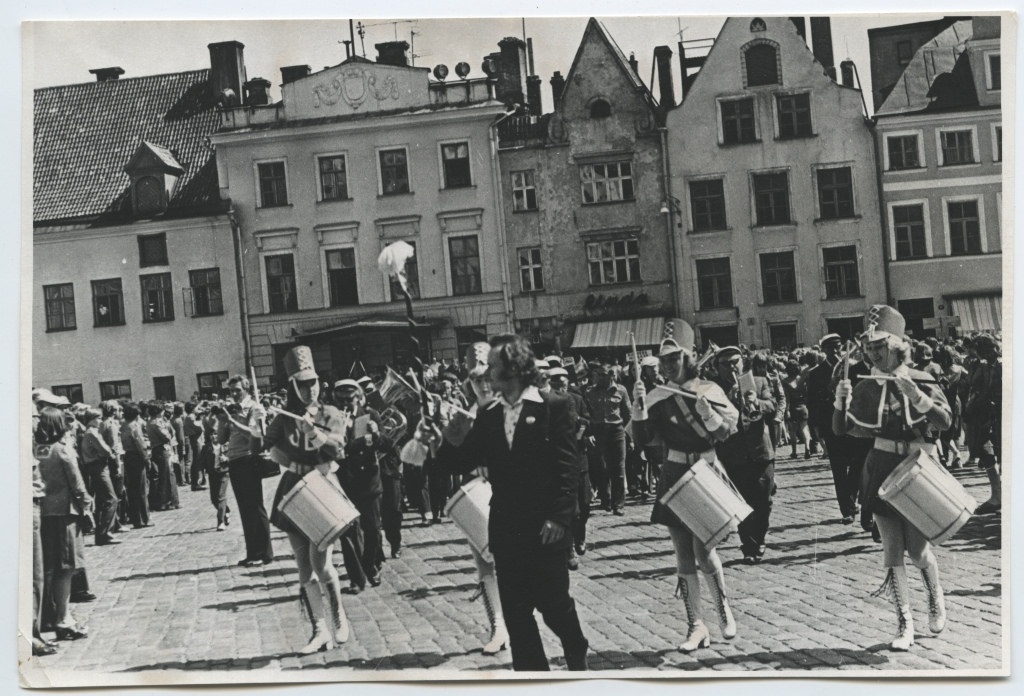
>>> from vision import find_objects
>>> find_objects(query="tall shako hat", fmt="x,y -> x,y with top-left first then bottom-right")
658,318 -> 695,358
863,305 -> 906,342
284,345 -> 318,381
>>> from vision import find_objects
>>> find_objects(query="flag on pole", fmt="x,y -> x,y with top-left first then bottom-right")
379,367 -> 417,406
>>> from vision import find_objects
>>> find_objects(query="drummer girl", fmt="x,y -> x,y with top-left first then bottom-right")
265,346 -> 352,654
443,342 -> 510,655
632,333 -> 740,652
833,305 -> 952,651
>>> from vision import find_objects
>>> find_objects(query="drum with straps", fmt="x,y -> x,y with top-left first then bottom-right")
277,469 -> 361,552
879,448 -> 977,545
445,476 -> 492,562
659,458 -> 753,548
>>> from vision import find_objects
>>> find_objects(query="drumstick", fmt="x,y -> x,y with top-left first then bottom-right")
863,374 -> 938,386
651,384 -> 730,409
628,331 -> 646,415
267,405 -> 332,431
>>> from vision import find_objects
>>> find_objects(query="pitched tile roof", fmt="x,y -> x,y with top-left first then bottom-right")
34,69 -> 223,224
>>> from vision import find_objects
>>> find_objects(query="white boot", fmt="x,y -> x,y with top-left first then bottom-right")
919,562 -> 946,634
299,581 -> 333,654
325,578 -> 350,645
480,574 -> 509,655
875,567 -> 914,651
704,568 -> 737,640
676,574 -> 710,652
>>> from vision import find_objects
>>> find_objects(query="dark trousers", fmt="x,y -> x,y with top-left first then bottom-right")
590,424 -> 626,510
228,458 -> 273,563
356,495 -> 384,576
822,430 -> 869,517
428,471 -> 453,520
572,469 -> 591,548
494,544 -> 588,671
404,465 -> 431,518
207,468 -> 230,526
382,475 -> 403,553
84,460 -> 118,542
724,458 -> 775,557
340,524 -> 366,589
123,452 -> 150,527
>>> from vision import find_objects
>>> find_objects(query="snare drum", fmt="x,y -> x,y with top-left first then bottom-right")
659,459 -> 753,548
879,449 -> 977,545
278,469 -> 361,552
445,477 -> 492,561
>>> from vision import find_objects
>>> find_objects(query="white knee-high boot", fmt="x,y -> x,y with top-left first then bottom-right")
676,574 -> 710,652
480,574 -> 509,655
704,568 -> 737,640
299,580 -> 333,654
919,560 -> 946,634
874,566 -> 914,651
324,577 -> 350,645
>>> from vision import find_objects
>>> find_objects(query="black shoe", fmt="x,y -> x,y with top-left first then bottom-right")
95,537 -> 120,546
391,548 -> 402,559
238,558 -> 254,567
567,554 -> 579,571
612,508 -> 624,516
70,592 -> 97,603
344,585 -> 363,595
55,625 -> 88,641
743,554 -> 757,565
565,640 -> 589,671
368,574 -> 382,587
244,559 -> 265,568
574,542 -> 587,556
841,515 -> 855,525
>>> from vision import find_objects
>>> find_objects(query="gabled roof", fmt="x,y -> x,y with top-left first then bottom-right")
876,20 -> 978,115
123,141 -> 185,175
562,18 -> 656,106
34,69 -> 223,225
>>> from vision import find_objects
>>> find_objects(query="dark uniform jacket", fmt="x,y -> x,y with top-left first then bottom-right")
711,374 -> 776,464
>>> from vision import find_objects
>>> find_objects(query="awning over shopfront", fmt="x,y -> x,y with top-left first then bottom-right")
571,317 -> 668,349
296,317 -> 436,340
949,295 -> 1002,332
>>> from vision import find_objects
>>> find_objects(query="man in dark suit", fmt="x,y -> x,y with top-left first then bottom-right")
430,334 -> 589,671
710,346 -> 778,564
548,366 -> 591,571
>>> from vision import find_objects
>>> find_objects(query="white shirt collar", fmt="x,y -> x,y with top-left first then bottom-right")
492,385 -> 543,410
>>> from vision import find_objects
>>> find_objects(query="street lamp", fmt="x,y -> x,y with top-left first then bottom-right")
660,196 -> 683,227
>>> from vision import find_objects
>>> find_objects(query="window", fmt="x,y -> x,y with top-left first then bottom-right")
580,162 -> 634,204
257,161 -> 288,207
897,40 -> 913,65
589,99 -> 612,118
826,316 -> 865,341
587,238 -> 641,286
326,248 -> 359,307
318,155 -> 349,201
760,251 -> 797,304
892,204 -> 928,260
389,242 -> 420,301
993,126 -> 1002,162
52,384 -> 83,403
187,268 -> 223,317
99,380 -> 132,400
138,233 -> 168,267
822,245 -> 860,299
197,371 -> 228,400
744,42 -> 780,86
987,53 -> 1001,91
518,247 -> 544,292
265,254 -> 297,313
43,283 -> 76,331
449,235 -> 482,296
721,98 -> 756,144
153,376 -> 176,401
134,177 -> 164,216
455,326 -> 488,360
777,93 -> 812,138
511,170 -> 538,211
695,257 -> 733,310
441,142 -> 471,188
689,179 -> 727,231
940,130 -> 975,166
897,298 -> 935,338
752,172 -> 790,226
92,279 -> 125,327
699,324 -> 739,351
887,134 -> 921,170
947,200 -> 982,255
817,167 -> 855,219
768,323 -> 798,351
379,148 -> 410,195
140,273 -> 174,322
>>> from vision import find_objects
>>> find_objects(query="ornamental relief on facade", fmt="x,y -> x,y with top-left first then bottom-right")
312,68 -> 400,110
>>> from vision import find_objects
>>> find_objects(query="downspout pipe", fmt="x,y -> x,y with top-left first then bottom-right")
659,126 -> 681,318
868,117 -> 893,307
227,207 -> 254,374
488,107 -> 519,333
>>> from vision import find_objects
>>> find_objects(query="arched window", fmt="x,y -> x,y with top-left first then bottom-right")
589,98 -> 612,119
744,41 -> 780,87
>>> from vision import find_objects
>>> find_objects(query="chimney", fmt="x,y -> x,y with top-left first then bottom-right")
208,41 -> 246,104
281,65 -> 311,85
375,41 -> 410,67
810,17 -> 836,80
653,45 -> 675,108
526,75 -> 542,116
550,71 -> 566,105
492,37 -> 528,106
789,17 -> 806,40
628,52 -> 639,76
840,60 -> 855,88
89,67 -> 125,82
243,77 -> 272,106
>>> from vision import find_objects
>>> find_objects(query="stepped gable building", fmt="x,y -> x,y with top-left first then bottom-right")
33,48 -> 245,403
871,16 -> 1003,337
497,18 -> 677,356
210,40 -> 516,386
664,16 -> 887,349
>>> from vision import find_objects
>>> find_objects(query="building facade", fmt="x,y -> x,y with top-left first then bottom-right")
871,17 -> 1003,337
210,41 -> 513,387
498,18 -> 676,356
666,16 -> 887,350
33,57 -> 245,404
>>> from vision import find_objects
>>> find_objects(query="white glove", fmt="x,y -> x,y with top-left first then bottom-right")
894,374 -> 932,411
833,379 -> 852,410
695,395 -> 713,419
632,380 -> 647,403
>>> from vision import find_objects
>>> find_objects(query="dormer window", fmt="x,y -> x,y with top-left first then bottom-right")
589,98 -> 612,119
123,140 -> 184,218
